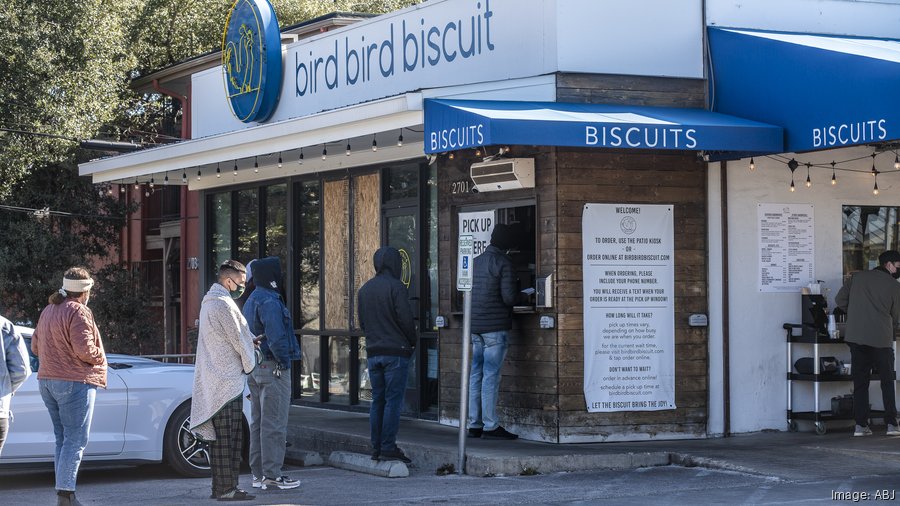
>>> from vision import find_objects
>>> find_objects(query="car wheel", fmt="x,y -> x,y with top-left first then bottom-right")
164,401 -> 212,478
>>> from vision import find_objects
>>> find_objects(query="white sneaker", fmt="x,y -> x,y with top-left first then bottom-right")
251,476 -> 263,488
854,424 -> 873,437
260,476 -> 300,490
887,424 -> 900,436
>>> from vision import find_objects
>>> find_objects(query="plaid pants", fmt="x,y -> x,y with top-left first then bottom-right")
210,397 -> 243,497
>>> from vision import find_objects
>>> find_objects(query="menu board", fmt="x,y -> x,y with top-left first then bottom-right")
758,203 -> 815,293
582,204 -> 675,412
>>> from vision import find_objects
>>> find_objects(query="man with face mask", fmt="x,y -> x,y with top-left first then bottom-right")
835,249 -> 900,437
191,259 -> 258,501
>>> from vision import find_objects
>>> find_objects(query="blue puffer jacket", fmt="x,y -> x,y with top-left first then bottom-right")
1,316 -> 31,419
242,257 -> 301,369
471,245 -> 518,334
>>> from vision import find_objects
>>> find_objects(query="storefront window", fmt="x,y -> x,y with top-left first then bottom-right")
236,188 -> 259,266
328,336 -> 351,404
299,334 -> 320,398
386,164 -> 419,201
297,181 -> 321,330
842,205 -> 900,274
265,184 -> 288,266
208,192 -> 232,280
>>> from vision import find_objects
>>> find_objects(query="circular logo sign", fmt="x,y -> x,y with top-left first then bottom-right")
620,216 -> 637,235
222,0 -> 282,123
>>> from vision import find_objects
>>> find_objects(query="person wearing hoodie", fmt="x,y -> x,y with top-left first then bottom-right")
242,256 -> 301,490
467,224 -> 519,440
357,247 -> 417,463
1,315 -> 31,455
191,259 -> 257,502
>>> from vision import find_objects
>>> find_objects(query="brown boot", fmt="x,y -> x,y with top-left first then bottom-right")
57,490 -> 83,506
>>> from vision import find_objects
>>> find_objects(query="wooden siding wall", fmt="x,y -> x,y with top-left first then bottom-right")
437,73 -> 709,443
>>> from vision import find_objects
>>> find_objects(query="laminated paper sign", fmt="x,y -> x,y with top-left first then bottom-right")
582,204 -> 675,412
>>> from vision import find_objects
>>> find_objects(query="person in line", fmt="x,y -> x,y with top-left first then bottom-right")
835,249 -> 900,437
468,224 -> 519,440
32,267 -> 107,506
0,315 -> 31,455
191,260 -> 258,501
358,247 -> 417,463
242,256 -> 301,490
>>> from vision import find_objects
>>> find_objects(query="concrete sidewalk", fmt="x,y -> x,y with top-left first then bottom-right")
285,406 -> 900,480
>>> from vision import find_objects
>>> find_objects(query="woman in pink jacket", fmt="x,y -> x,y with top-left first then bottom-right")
32,267 -> 107,506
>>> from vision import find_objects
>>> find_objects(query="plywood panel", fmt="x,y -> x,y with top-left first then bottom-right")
353,173 -> 380,328
324,179 -> 349,329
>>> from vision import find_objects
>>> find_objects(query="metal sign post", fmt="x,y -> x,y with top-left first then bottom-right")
456,235 -> 474,475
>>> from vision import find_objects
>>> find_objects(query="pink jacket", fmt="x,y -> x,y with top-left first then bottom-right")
32,301 -> 107,388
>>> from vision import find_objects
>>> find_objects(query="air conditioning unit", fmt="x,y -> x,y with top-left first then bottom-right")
469,158 -> 535,192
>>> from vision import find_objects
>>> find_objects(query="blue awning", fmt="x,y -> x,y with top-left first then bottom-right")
709,28 -> 900,153
423,99 -> 783,155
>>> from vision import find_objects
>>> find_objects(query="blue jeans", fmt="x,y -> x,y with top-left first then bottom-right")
368,355 -> 410,453
39,379 -> 97,491
468,331 -> 509,431
248,360 -> 292,479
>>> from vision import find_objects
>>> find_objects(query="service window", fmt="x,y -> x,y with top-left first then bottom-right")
842,205 -> 900,274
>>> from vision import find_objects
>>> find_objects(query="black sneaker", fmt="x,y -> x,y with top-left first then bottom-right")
468,428 -> 483,438
371,449 -> 380,461
482,426 -> 518,440
217,489 -> 255,501
380,448 -> 412,464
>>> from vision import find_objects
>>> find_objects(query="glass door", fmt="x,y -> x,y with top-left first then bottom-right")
384,209 -> 420,414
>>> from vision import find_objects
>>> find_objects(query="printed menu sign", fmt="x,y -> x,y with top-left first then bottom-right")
758,203 -> 815,293
582,204 -> 675,412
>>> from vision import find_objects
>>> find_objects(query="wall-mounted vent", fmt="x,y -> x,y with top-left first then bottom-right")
469,158 -> 535,192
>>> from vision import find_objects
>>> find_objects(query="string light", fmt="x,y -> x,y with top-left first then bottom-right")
97,185 -> 104,197
254,156 -> 259,173
874,170 -> 880,195
831,161 -> 836,186
346,140 -> 351,156
149,176 -> 155,189
197,168 -> 201,181
181,170 -> 187,184
298,148 -> 304,165
322,145 -> 327,160
475,147 -> 482,157
397,129 -> 403,147
871,153 -> 877,176
788,158 -> 798,192
372,134 -> 377,152
749,157 -> 755,171
233,160 -> 238,176
277,153 -> 283,168
448,151 -> 455,160
145,186 -> 151,197
120,184 -> 125,193
805,163 -> 812,188
895,153 -> 899,170
107,185 -> 113,196
133,178 -> 139,190
163,173 -> 169,185
216,163 -> 221,178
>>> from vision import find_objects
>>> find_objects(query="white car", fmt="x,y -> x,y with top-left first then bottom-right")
1,326 -> 250,477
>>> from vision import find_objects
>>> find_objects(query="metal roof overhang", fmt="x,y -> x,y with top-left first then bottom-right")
79,93 -> 425,191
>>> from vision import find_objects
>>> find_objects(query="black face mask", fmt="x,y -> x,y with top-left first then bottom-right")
892,270 -> 900,280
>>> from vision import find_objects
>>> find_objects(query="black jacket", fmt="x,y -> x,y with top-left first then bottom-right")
471,245 -> 517,333
357,247 -> 417,357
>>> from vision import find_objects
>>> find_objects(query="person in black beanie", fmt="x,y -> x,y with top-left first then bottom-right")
467,224 -> 519,440
835,249 -> 900,437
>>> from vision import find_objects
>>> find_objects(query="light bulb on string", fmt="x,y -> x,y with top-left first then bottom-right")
872,153 -> 877,176
120,184 -> 125,193
133,178 -> 139,190
831,161 -> 836,186
790,179 -> 796,192
254,156 -> 259,173
788,158 -> 798,192
97,185 -> 104,197
475,147 -> 482,157
149,176 -> 155,189
346,140 -> 351,156
372,134 -> 377,152
233,160 -> 238,176
397,130 -> 403,147
278,153 -> 283,168
448,151 -> 455,160
322,145 -> 327,160
805,163 -> 811,188
164,173 -> 169,185
197,168 -> 201,181
107,185 -> 113,196
216,163 -> 221,178
182,171 -> 187,184
874,171 -> 880,195
895,153 -> 900,170
749,157 -> 755,171
298,148 -> 304,165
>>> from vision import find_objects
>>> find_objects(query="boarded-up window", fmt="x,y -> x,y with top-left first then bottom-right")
324,179 -> 349,329
353,173 -> 381,328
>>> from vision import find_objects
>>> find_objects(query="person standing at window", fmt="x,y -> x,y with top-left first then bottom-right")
31,268 -> 106,506
358,247 -> 417,463
835,249 -> 900,437
0,315 -> 31,455
191,260 -> 258,501
242,256 -> 301,491
468,224 -> 519,440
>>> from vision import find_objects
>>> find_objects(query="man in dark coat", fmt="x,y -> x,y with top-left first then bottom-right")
358,247 -> 417,463
835,249 -> 900,437
467,224 -> 519,440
